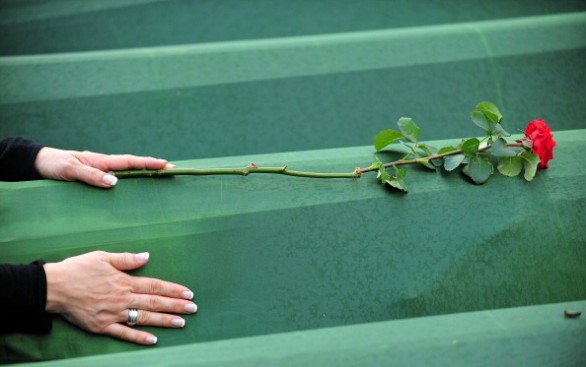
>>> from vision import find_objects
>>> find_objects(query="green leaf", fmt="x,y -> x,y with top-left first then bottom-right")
461,138 -> 480,156
444,154 -> 465,171
462,164 -> 469,176
493,122 -> 511,137
377,166 -> 408,192
418,159 -> 436,171
377,166 -> 391,183
374,129 -> 405,151
471,102 -> 510,137
367,158 -> 384,171
475,101 -> 503,123
431,158 -> 444,167
437,146 -> 458,155
386,178 -> 408,192
520,151 -> 540,181
470,110 -> 492,132
385,167 -> 408,192
497,157 -> 523,177
490,138 -> 517,158
465,156 -> 494,184
471,109 -> 510,137
417,143 -> 437,156
397,117 -> 420,143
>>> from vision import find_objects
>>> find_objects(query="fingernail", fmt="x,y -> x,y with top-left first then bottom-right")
102,174 -> 118,186
184,303 -> 197,313
135,252 -> 150,261
182,291 -> 194,300
165,163 -> 176,169
146,336 -> 157,345
171,318 -> 185,328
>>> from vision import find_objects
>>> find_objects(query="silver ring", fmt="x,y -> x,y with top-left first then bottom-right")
127,308 -> 138,326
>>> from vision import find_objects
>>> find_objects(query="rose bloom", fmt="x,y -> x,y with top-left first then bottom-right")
525,119 -> 556,169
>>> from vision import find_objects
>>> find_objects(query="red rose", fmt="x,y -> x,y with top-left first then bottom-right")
525,119 -> 556,169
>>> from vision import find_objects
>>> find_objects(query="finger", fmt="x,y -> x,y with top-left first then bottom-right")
131,293 -> 198,314
102,154 -> 169,171
107,252 -> 151,271
104,323 -> 158,345
65,163 -> 118,188
130,276 -> 195,301
109,253 -> 196,301
123,308 -> 187,328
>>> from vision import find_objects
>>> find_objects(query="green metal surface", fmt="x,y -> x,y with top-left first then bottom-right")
2,0 -> 585,55
1,3 -> 585,160
1,131 -> 585,364
10,301 -> 586,367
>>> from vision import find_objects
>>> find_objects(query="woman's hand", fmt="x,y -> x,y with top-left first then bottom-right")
34,148 -> 175,188
43,251 -> 197,345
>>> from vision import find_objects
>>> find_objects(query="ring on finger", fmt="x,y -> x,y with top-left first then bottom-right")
127,308 -> 139,326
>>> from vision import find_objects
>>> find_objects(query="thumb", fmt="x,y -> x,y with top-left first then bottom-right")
108,252 -> 150,271
70,164 -> 118,188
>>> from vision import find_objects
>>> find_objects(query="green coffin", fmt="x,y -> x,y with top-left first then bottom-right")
1,2 -> 585,159
1,131 -> 585,365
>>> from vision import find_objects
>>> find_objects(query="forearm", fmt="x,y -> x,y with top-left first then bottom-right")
0,261 -> 53,334
0,137 -> 45,181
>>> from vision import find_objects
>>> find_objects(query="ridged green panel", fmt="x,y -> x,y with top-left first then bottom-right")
1,131 -> 584,363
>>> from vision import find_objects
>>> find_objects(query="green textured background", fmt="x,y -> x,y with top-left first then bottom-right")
2,0 -> 585,55
1,1 -> 585,160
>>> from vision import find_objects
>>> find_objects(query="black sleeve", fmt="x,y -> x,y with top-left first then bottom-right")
0,137 -> 45,181
0,261 -> 53,334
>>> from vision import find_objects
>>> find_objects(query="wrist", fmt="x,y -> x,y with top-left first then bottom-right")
34,147 -> 57,179
43,262 -> 65,313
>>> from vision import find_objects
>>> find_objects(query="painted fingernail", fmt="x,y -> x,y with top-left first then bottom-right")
184,303 -> 197,313
135,252 -> 150,261
171,318 -> 185,328
182,291 -> 194,300
102,174 -> 118,186
146,336 -> 158,345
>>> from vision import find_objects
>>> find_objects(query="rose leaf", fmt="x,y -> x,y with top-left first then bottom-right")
520,151 -> 540,181
374,129 -> 405,151
497,157 -> 523,177
444,154 -> 465,172
397,117 -> 420,143
491,138 -> 518,158
465,156 -> 494,184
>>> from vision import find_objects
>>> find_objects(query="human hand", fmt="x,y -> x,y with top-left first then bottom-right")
43,251 -> 197,345
34,148 -> 175,188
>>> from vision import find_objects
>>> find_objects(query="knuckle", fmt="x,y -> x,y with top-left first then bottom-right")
147,280 -> 163,294
147,297 -> 162,311
92,251 -> 111,263
137,310 -> 152,325
119,252 -> 134,266
86,311 -> 113,333
61,164 -> 77,180
120,154 -> 134,164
